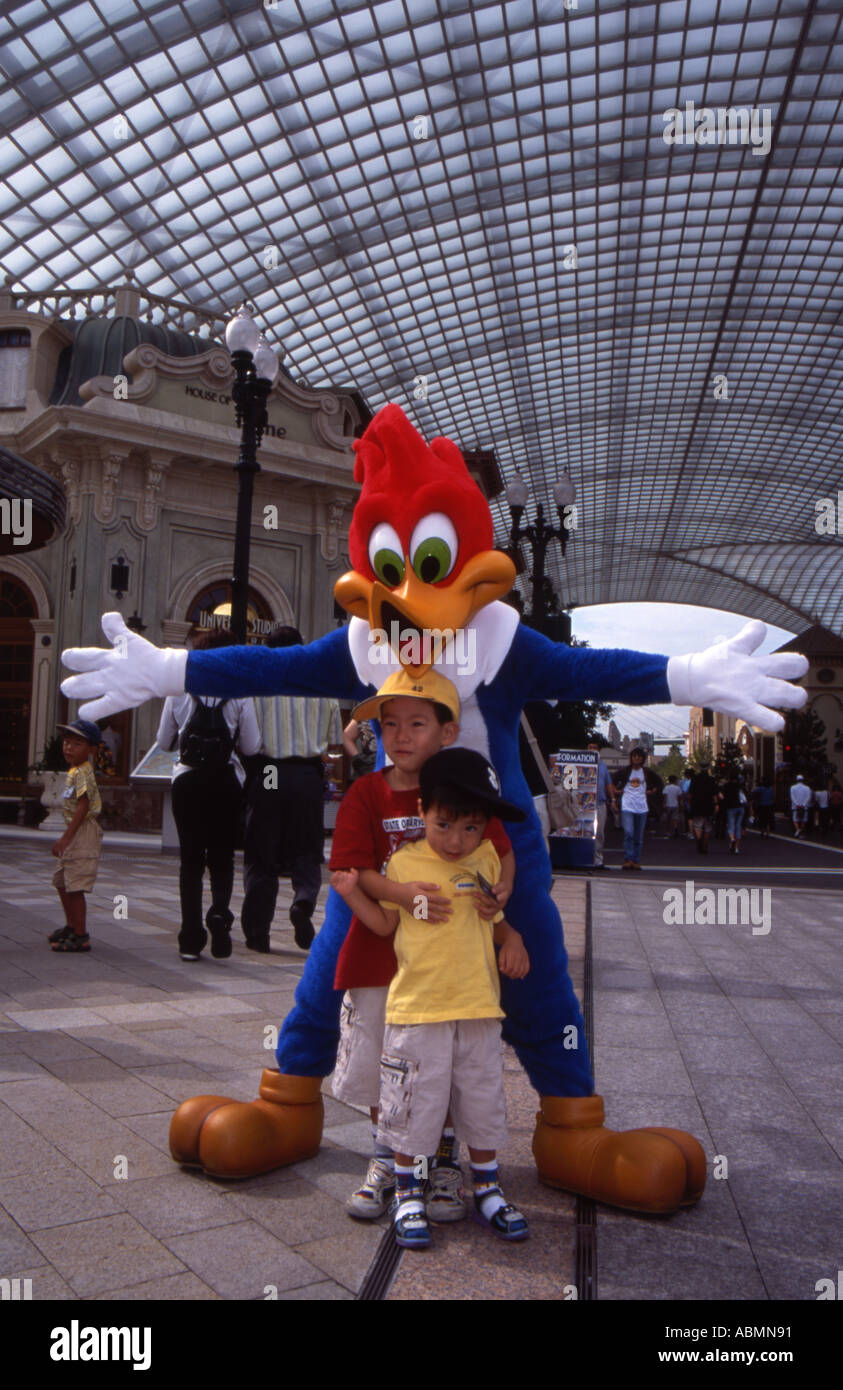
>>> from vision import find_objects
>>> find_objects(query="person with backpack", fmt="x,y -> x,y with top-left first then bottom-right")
156,628 -> 261,961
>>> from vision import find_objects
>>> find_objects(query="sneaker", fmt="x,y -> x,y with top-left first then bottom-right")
346,1157 -> 395,1220
245,938 -> 271,953
426,1163 -> 467,1223
207,909 -> 233,960
473,1188 -> 529,1242
178,926 -> 207,961
393,1197 -> 432,1249
290,901 -> 315,951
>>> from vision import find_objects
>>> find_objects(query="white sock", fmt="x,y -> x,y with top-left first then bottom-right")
472,1159 -> 507,1219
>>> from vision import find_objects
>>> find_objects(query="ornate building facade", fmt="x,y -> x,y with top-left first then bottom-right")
0,279 -> 370,825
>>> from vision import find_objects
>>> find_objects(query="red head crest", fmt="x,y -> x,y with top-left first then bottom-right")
348,403 -> 493,582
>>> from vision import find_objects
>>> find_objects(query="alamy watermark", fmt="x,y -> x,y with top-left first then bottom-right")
0,497 -> 32,547
662,881 -> 771,935
814,490 -> 843,535
368,622 -> 476,674
663,101 -> 772,156
50,1320 -> 151,1370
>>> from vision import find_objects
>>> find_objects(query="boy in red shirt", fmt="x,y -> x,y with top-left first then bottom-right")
330,667 -> 517,1223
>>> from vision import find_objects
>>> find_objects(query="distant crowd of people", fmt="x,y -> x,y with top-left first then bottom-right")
590,743 -> 842,871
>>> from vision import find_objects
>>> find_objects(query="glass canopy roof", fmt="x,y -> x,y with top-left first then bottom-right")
2,0 -> 842,634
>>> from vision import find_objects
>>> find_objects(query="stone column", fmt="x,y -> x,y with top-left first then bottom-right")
28,618 -> 56,768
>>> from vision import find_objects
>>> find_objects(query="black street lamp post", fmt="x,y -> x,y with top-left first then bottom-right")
506,472 -> 577,644
224,306 -> 279,644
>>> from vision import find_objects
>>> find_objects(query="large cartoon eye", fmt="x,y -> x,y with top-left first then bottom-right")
368,522 -> 406,587
409,513 -> 457,583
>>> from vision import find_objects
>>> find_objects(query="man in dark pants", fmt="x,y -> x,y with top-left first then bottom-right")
241,627 -> 342,953
156,629 -> 261,962
688,761 -> 717,854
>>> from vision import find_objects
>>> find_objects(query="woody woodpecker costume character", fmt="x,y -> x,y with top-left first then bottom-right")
61,404 -> 807,1213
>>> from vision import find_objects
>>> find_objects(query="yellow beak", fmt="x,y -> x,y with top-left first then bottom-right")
334,550 -> 516,677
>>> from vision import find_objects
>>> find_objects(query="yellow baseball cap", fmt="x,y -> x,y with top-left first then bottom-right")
352,667 -> 460,723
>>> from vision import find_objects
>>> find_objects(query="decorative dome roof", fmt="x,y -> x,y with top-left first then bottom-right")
50,315 -> 210,407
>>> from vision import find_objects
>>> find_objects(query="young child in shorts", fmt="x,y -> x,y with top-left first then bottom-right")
332,746 -> 530,1249
47,719 -> 103,954
329,667 -> 516,1224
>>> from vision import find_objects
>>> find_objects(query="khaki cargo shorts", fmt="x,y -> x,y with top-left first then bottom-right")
53,818 -> 102,893
377,1018 -> 507,1158
332,986 -> 389,1109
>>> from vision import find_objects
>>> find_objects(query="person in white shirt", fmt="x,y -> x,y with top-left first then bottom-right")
663,775 -> 683,837
156,629 -> 261,961
614,748 -> 658,869
789,774 -> 812,838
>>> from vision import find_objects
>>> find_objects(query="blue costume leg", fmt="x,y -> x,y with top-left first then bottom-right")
275,886 -> 351,1076
499,848 -> 593,1098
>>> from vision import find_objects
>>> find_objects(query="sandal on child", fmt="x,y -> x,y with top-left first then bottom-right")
47,925 -> 72,944
51,932 -> 90,953
474,1190 -> 529,1242
393,1200 -> 432,1249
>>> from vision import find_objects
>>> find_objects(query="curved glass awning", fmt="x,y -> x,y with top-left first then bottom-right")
1,0 -> 841,631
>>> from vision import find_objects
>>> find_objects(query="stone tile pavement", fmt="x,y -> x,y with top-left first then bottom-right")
591,875 -> 843,1301
0,830 -> 580,1302
3,826 -> 839,1301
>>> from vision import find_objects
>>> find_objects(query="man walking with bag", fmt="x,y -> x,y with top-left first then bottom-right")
157,629 -> 261,961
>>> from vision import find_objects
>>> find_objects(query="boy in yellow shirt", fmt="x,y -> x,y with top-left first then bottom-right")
47,719 -> 103,953
332,746 -> 530,1249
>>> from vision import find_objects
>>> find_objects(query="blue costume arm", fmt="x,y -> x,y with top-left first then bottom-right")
186,627 -> 368,701
494,625 -> 671,708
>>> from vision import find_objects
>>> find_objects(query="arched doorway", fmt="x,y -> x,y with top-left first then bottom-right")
0,573 -> 36,788
186,581 -> 280,644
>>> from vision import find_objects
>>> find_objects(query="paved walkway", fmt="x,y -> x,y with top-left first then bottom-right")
2,827 -> 841,1300
0,830 -> 581,1301
592,873 -> 843,1300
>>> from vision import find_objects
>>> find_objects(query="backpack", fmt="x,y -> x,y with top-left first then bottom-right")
179,698 -> 234,771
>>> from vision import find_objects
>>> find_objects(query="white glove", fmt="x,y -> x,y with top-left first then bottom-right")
667,620 -> 808,734
61,612 -> 188,721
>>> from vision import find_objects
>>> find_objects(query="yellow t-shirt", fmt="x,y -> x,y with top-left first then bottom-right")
383,838 -> 504,1025
62,761 -> 102,825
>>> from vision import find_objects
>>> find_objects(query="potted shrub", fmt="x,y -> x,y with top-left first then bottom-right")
29,736 -> 68,832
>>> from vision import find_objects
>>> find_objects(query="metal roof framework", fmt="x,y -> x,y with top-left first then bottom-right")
2,0 -> 843,633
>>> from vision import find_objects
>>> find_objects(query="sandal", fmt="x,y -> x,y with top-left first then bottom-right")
51,932 -> 90,953
474,1189 -> 529,1242
47,925 -> 72,944
393,1199 -> 432,1249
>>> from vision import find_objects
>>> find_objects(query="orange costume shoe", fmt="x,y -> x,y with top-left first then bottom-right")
169,1070 -> 323,1179
532,1095 -> 706,1214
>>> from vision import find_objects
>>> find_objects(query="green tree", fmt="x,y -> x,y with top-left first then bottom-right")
714,738 -> 744,783
655,743 -> 685,780
782,708 -> 833,783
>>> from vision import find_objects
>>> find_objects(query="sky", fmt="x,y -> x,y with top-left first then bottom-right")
569,603 -> 797,745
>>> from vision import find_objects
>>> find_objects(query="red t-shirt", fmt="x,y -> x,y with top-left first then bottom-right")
331,769 -> 512,990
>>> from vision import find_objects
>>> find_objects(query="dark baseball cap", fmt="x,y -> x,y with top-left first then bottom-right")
56,719 -> 102,746
419,748 -> 526,822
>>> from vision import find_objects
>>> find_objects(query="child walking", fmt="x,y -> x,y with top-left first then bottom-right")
47,719 -> 104,953
330,668 -> 515,1224
332,746 -> 530,1249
